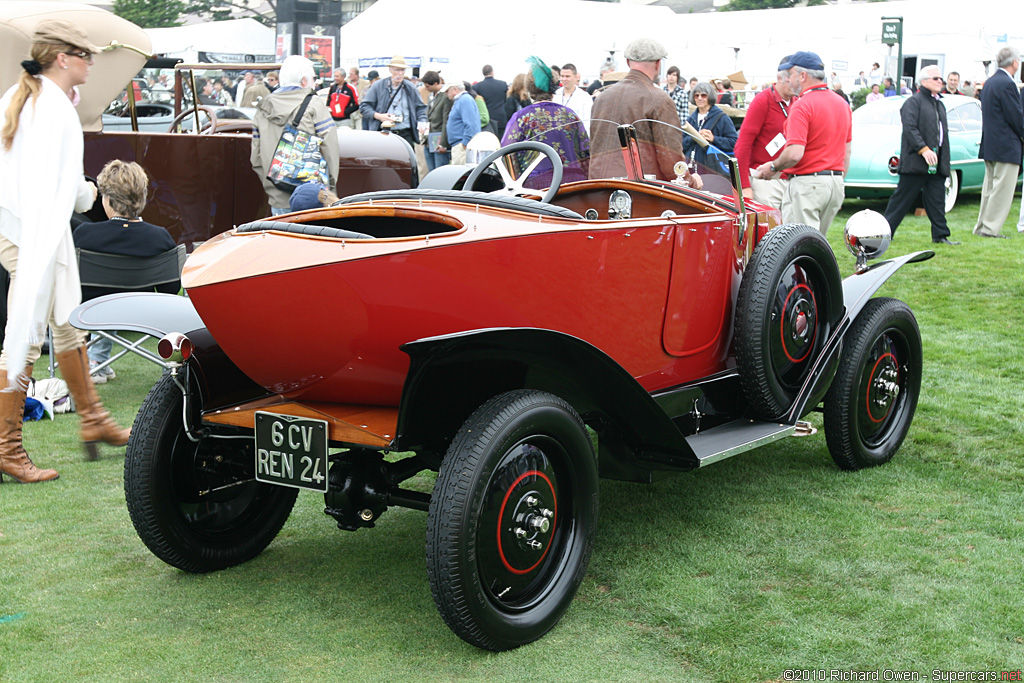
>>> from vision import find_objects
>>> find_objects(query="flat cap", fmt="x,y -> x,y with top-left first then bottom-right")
34,19 -> 100,54
624,38 -> 667,62
779,51 -> 824,71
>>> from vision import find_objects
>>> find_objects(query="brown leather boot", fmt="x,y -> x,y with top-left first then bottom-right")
55,346 -> 130,461
0,369 -> 60,483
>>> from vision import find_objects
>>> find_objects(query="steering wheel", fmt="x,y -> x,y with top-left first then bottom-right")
463,141 -> 564,204
166,106 -> 219,134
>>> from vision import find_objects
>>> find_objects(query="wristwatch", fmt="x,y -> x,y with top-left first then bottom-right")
769,162 -> 777,172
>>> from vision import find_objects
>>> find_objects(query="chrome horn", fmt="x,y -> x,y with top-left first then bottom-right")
844,209 -> 891,273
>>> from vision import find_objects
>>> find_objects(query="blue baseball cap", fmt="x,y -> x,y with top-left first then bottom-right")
289,182 -> 325,212
779,51 -> 824,71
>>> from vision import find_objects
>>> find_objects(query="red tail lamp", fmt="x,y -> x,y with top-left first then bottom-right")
158,332 -> 193,363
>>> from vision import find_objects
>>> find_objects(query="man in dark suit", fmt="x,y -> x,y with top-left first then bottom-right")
473,65 -> 508,137
973,47 -> 1024,238
883,66 -> 958,245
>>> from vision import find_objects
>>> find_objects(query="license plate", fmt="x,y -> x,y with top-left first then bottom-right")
254,411 -> 328,492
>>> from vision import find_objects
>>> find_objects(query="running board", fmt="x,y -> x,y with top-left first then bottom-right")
686,420 -> 796,467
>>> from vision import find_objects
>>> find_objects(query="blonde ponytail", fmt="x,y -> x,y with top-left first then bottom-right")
2,42 -> 66,151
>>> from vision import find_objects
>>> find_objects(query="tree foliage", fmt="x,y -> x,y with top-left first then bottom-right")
185,0 -> 278,26
720,0 -> 827,10
112,0 -> 187,28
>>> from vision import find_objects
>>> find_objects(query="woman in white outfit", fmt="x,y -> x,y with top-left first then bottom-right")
0,20 -> 131,483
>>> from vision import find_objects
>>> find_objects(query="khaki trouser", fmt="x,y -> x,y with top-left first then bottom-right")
782,175 -> 845,236
749,174 -> 787,210
0,234 -> 84,373
450,143 -> 467,166
973,160 -> 1020,236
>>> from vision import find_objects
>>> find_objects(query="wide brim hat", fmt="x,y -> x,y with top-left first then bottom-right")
388,55 -> 408,70
33,19 -> 101,54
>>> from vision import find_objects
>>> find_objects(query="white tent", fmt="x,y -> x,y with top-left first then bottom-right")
336,0 -> 1021,89
146,18 -> 274,63
662,0 -> 1022,89
336,0 -> 679,82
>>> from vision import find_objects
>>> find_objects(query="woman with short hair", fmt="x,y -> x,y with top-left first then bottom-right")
72,160 -> 177,383
682,81 -> 738,178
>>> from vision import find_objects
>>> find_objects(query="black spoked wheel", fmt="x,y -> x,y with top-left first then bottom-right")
426,390 -> 598,651
735,223 -> 843,419
125,372 -> 298,573
824,297 -> 922,470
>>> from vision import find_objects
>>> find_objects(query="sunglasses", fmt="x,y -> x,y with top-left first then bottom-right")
65,50 -> 94,65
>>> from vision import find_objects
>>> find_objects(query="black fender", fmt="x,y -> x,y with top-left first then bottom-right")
785,249 -> 934,422
395,328 -> 700,477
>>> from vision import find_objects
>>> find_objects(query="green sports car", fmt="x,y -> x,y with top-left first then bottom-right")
844,94 -> 986,212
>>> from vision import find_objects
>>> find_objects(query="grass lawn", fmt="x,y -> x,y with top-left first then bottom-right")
2,194 -> 1023,682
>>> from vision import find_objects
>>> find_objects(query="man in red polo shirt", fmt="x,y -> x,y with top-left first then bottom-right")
753,51 -> 851,235
735,54 -> 797,209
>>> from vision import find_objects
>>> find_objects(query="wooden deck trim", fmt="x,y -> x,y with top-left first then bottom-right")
203,396 -> 398,448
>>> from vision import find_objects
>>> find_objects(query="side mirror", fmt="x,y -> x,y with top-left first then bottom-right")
844,209 -> 891,272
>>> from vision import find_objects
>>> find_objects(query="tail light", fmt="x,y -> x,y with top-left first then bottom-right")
887,156 -> 900,174
158,332 -> 193,364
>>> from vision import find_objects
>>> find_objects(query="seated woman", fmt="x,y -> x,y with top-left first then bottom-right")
682,81 -> 738,179
500,56 -> 589,191
72,160 -> 177,383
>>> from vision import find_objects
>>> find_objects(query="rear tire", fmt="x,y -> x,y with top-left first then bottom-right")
426,390 -> 598,651
125,372 -> 297,572
823,298 -> 921,470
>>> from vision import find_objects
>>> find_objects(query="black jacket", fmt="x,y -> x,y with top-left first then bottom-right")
898,87 -> 950,176
978,68 -> 1024,165
474,76 -> 509,133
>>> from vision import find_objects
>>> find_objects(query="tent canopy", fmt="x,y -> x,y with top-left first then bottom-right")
338,0 -> 678,83
337,0 -> 1016,88
147,18 -> 273,62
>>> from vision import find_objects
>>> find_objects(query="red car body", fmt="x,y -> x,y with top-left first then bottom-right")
95,126 -> 929,653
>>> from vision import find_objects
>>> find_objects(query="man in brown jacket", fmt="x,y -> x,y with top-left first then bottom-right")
589,37 -> 701,188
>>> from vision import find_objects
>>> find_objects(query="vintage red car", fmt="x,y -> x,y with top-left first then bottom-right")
77,120 -> 934,651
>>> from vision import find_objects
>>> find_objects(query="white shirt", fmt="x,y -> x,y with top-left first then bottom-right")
554,85 -> 593,133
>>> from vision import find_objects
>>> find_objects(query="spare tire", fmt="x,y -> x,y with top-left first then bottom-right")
735,223 -> 843,419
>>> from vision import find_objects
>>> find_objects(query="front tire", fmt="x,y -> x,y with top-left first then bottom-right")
426,390 -> 598,651
125,372 -> 298,572
823,298 -> 922,470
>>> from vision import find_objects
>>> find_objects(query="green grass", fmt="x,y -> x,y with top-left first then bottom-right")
2,194 -> 1024,682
